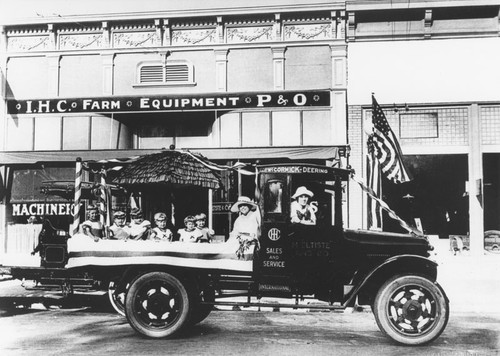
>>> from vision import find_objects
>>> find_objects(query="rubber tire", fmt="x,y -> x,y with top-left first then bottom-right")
108,281 -> 126,316
125,271 -> 191,338
373,274 -> 449,346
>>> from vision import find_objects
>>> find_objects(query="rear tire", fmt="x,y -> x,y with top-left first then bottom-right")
125,272 -> 191,338
373,274 -> 449,345
108,281 -> 126,316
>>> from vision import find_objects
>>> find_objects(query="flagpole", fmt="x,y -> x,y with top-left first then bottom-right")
72,157 -> 82,236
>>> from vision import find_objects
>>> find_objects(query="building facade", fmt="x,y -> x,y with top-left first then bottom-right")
0,0 -> 348,261
1,0 -> 500,261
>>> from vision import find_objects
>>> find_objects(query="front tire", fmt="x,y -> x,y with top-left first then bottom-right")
373,275 -> 449,345
125,272 -> 191,338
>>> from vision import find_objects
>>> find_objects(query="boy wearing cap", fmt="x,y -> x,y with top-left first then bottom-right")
150,212 -> 173,242
128,208 -> 151,240
290,186 -> 317,225
195,213 -> 214,243
109,210 -> 130,240
80,205 -> 104,242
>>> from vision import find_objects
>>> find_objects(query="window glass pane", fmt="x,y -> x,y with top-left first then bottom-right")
220,113 -> 240,147
7,117 -> 33,151
63,116 -> 90,150
35,116 -> 61,150
11,166 -> 75,202
303,110 -> 331,145
242,112 -> 269,147
264,180 -> 284,213
272,111 -> 301,146
91,116 -> 112,149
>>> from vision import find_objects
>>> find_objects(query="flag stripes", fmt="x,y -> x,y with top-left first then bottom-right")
370,96 -> 411,184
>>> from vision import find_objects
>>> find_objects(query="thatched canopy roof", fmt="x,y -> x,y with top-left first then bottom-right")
111,150 -> 221,189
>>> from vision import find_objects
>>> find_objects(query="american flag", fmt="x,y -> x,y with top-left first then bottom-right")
369,95 -> 411,183
367,95 -> 411,230
367,135 -> 382,229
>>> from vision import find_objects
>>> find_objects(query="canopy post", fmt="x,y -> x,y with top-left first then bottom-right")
71,157 -> 82,236
208,188 -> 213,231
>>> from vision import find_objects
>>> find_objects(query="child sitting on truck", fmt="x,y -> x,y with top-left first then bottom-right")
80,205 -> 104,242
178,215 -> 204,243
195,213 -> 214,243
150,212 -> 173,242
109,210 -> 130,240
127,208 -> 151,240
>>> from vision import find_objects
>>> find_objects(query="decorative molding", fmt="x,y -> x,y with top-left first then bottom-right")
424,9 -> 433,39
47,54 -> 60,96
59,33 -> 103,50
272,46 -> 286,90
214,48 -> 228,92
226,26 -> 273,43
113,31 -> 159,48
274,14 -> 281,40
7,35 -> 49,51
347,12 -> 356,41
102,53 -> 115,95
102,21 -> 110,48
283,23 -> 332,41
172,28 -> 217,45
163,19 -> 171,46
217,17 -> 224,43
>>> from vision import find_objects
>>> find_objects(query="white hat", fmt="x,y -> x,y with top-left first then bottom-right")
292,186 -> 314,199
230,196 -> 258,213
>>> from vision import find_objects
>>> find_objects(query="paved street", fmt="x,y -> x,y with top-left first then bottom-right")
1,303 -> 500,356
0,244 -> 499,355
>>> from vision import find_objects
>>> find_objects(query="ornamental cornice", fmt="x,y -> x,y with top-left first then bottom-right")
7,28 -> 48,36
282,16 -> 331,24
225,19 -> 274,27
112,23 -> 156,31
171,21 -> 217,29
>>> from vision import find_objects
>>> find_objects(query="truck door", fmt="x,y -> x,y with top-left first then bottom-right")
256,174 -> 292,296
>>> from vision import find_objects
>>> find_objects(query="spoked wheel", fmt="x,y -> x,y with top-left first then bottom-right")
108,281 -> 127,316
125,272 -> 191,338
373,275 -> 449,345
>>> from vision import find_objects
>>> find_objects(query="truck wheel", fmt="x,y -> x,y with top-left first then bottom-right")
108,281 -> 126,316
125,271 -> 191,338
373,275 -> 449,345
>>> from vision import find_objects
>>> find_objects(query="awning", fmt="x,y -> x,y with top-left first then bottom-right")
0,146 -> 346,165
111,150 -> 221,189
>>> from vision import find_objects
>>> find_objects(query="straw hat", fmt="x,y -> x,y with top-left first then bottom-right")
230,196 -> 258,213
292,186 -> 314,199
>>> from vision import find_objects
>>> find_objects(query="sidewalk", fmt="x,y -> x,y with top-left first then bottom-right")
430,237 -> 500,314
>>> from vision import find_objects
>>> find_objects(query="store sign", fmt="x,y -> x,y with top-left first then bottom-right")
12,203 -> 74,216
212,202 -> 233,213
7,90 -> 330,114
260,165 -> 330,174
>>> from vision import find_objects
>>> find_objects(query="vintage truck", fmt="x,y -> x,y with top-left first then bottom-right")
3,159 -> 449,346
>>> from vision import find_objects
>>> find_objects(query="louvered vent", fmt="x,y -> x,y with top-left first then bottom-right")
140,65 -> 163,83
165,65 -> 189,82
140,64 -> 190,83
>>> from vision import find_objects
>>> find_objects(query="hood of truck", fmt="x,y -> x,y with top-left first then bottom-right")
343,228 -> 431,249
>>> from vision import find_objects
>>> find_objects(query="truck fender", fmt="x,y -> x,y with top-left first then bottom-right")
344,254 -> 438,307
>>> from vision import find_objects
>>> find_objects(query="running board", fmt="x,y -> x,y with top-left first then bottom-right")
207,300 -> 345,310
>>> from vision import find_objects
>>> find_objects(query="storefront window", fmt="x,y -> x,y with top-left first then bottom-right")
10,166 -> 75,203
